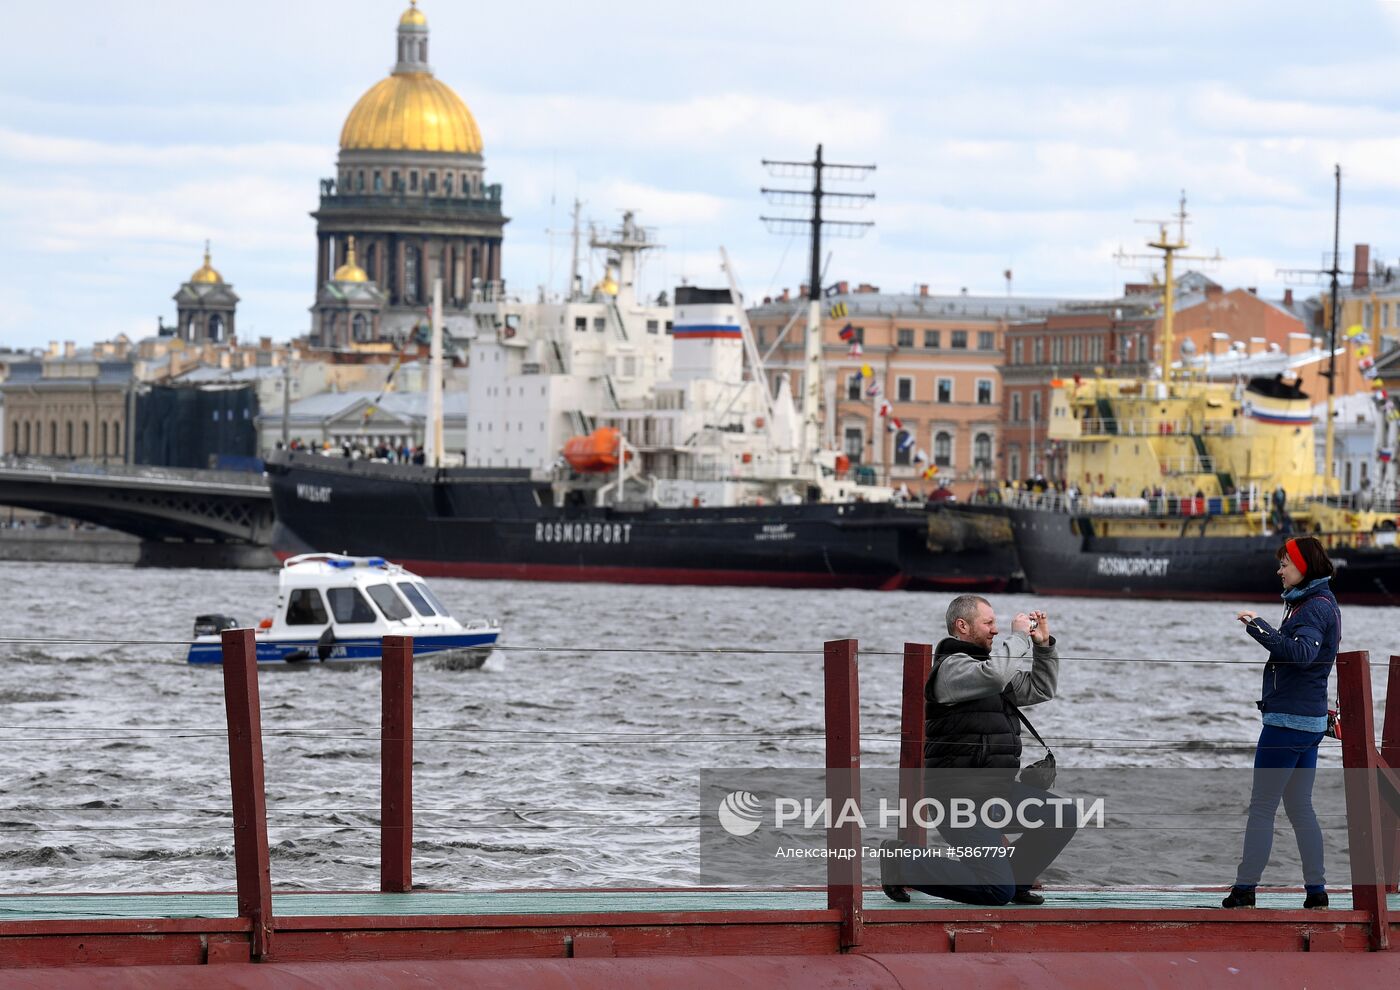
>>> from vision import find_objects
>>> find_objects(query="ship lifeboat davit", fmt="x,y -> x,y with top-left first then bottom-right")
563,427 -> 633,473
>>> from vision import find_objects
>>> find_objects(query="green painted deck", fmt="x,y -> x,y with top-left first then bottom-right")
0,888 -> 1395,922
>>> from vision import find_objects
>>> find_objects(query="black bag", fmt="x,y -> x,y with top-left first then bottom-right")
1015,708 -> 1057,790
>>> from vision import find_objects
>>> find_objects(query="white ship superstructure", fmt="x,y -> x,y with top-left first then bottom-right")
463,212 -> 891,507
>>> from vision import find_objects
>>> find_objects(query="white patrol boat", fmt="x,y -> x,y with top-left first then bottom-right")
186,553 -> 501,667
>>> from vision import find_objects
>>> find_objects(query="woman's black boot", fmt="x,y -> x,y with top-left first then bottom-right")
1303,890 -> 1328,910
1221,885 -> 1255,908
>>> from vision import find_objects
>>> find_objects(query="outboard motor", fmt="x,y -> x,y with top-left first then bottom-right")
193,614 -> 239,638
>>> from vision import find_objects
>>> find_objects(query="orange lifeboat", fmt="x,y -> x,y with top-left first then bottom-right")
562,427 -> 633,473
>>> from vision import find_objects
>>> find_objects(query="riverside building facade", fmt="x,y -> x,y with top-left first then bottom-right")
748,285 -> 1072,498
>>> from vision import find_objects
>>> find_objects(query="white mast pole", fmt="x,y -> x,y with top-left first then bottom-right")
426,278 -> 444,467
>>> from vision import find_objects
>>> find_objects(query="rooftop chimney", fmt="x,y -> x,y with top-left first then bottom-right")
1283,288 -> 1294,307
1354,244 -> 1370,290
854,283 -> 877,294
1205,284 -> 1223,299
919,284 -> 929,297
1286,332 -> 1312,356
63,341 -> 75,358
780,288 -> 790,303
835,280 -> 849,295
1246,287 -> 1257,295
799,283 -> 809,299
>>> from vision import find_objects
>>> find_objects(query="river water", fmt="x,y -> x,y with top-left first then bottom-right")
0,561 -> 1393,893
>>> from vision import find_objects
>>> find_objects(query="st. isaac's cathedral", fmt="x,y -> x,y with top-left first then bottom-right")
310,1 -> 507,346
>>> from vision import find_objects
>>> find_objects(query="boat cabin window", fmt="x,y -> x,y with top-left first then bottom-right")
326,587 -> 377,624
414,582 -> 452,618
366,583 -> 412,621
285,588 -> 329,626
396,581 -> 437,616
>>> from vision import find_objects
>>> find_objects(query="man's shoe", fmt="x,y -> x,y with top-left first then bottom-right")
1221,886 -> 1256,908
879,840 -> 910,903
1303,890 -> 1329,910
1011,889 -> 1045,905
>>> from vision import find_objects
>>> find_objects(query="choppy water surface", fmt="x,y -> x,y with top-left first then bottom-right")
0,561 -> 1393,892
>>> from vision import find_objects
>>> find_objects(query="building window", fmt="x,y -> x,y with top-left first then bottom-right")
977,379 -> 993,405
575,316 -> 587,333
1071,337 -> 1081,363
373,171 -> 383,192
1011,393 -> 1022,422
937,378 -> 952,403
1033,338 -> 1043,363
934,431 -> 952,467
409,171 -> 418,191
974,432 -> 992,469
404,245 -> 420,302
843,427 -> 864,465
353,313 -> 371,342
894,429 -> 913,465
427,172 -> 437,193
356,170 -> 365,192
1364,303 -> 1373,328
924,330 -> 940,348
444,173 -> 453,196
896,377 -> 914,401
1031,393 -> 1042,421
1012,340 -> 1022,364
951,330 -> 968,349
1051,338 -> 1063,363
1009,447 -> 1021,480
847,374 -> 863,401
978,331 -> 995,350
897,328 -> 914,348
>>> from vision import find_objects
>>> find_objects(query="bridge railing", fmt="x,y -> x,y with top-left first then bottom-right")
0,456 -> 266,488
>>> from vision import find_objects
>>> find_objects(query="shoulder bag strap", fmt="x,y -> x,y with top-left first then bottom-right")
1014,706 -> 1053,754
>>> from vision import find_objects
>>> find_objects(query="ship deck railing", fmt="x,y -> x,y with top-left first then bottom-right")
1,634 -> 1398,982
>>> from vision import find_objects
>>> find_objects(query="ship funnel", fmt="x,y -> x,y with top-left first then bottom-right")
672,286 -> 744,384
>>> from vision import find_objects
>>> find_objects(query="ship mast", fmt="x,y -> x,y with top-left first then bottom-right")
1324,164 -> 1342,484
760,146 -> 874,473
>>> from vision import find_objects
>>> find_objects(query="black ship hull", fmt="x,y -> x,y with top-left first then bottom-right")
265,453 -> 1017,591
1005,505 -> 1400,605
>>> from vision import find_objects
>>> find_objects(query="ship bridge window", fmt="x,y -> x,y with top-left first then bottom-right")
366,584 -> 412,621
285,589 -> 329,626
327,587 -> 377,624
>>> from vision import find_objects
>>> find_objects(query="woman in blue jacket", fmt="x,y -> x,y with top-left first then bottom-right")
1225,536 -> 1340,909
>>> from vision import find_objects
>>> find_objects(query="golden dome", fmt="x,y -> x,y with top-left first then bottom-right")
400,1 -> 427,26
332,237 -> 369,283
339,73 -> 482,154
190,242 -> 223,284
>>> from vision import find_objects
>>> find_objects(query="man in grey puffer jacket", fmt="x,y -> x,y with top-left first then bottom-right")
882,594 -> 1075,906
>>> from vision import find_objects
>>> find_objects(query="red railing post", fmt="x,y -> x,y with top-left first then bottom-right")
899,643 -> 932,848
220,628 -> 273,959
381,635 -> 414,893
823,638 -> 862,949
1382,655 -> 1400,893
1335,650 -> 1391,951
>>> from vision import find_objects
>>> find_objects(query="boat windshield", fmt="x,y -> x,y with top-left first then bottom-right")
326,587 -> 377,624
414,582 -> 453,619
366,583 -> 412,621
396,581 -> 436,617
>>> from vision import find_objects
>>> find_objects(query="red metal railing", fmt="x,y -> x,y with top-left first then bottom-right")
217,629 -> 417,959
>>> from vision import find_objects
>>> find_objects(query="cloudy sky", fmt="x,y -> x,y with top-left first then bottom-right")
3,0 -> 1400,349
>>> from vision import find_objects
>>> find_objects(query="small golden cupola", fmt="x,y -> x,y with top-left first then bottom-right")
332,237 -> 369,283
190,241 -> 224,284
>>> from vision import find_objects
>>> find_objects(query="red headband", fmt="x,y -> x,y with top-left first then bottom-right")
1284,539 -> 1307,575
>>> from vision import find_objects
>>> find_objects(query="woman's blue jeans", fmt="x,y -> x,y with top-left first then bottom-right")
1234,724 -> 1326,889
